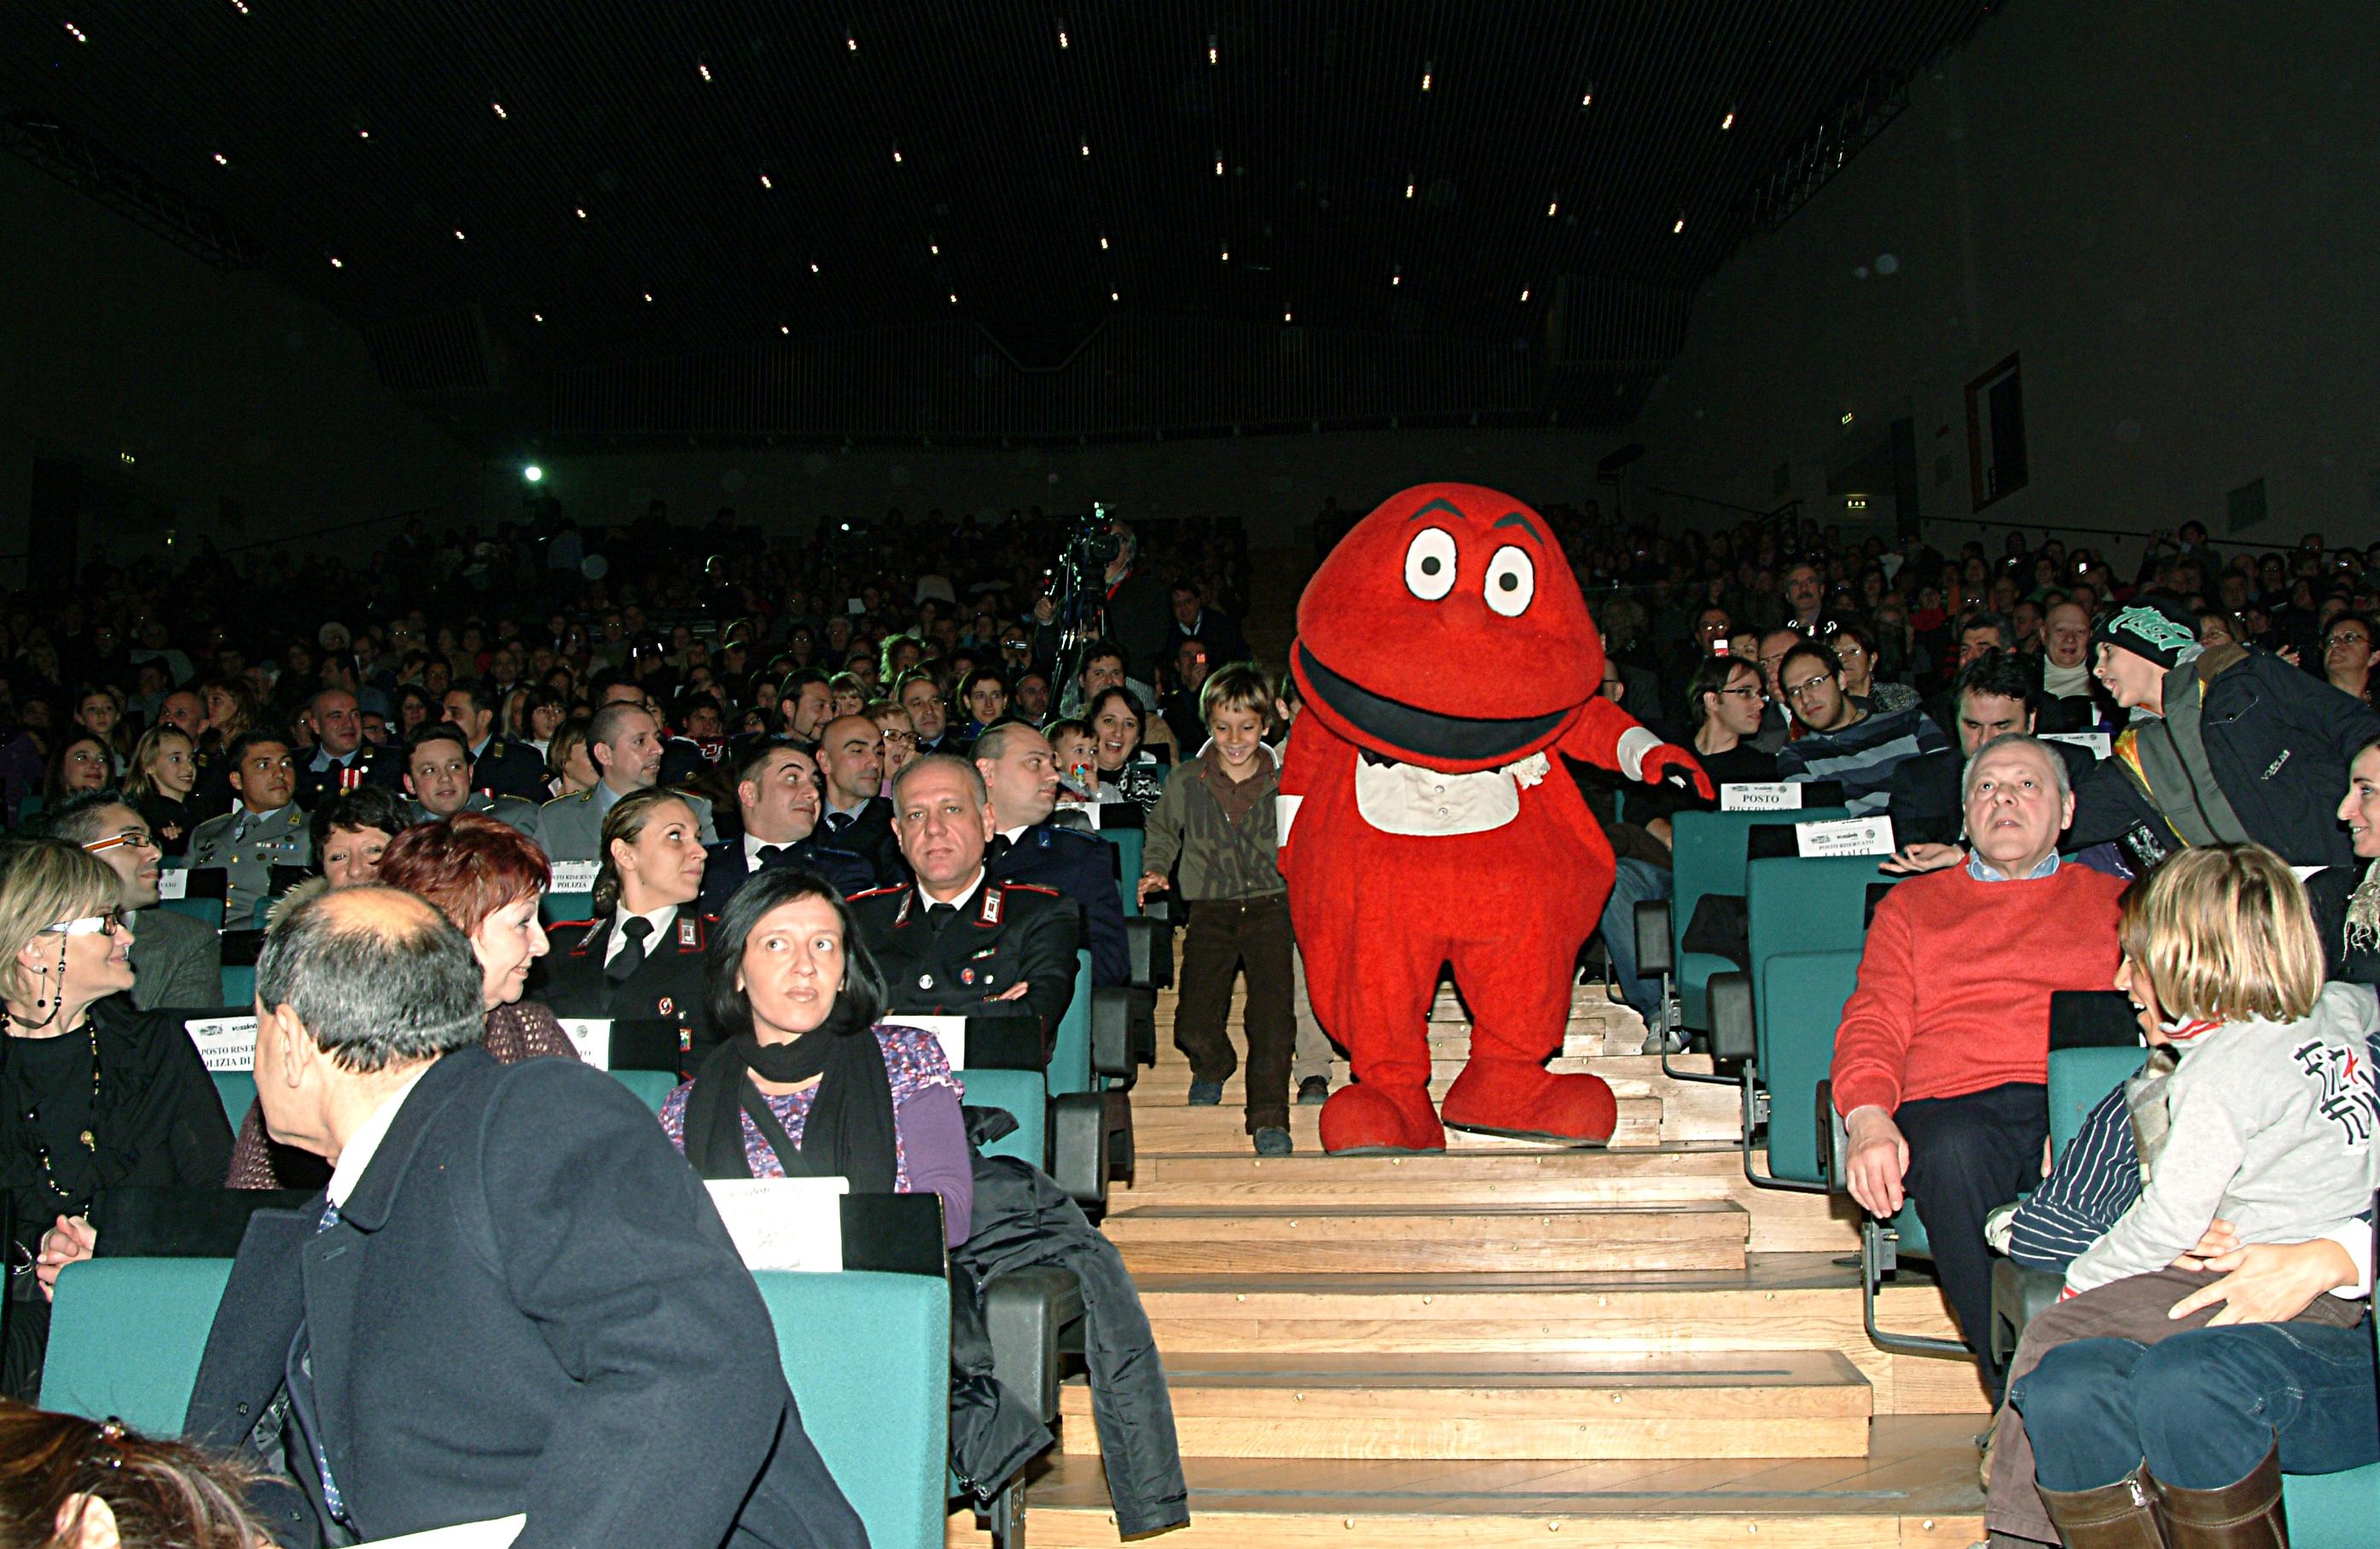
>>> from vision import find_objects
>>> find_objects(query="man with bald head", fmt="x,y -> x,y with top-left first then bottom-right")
978,720 -> 1130,987
2035,598 -> 2101,734
296,688 -> 403,810
815,712 -> 904,884
182,885 -> 865,1549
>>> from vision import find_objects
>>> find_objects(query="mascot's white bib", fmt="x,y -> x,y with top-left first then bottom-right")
1354,752 -> 1549,838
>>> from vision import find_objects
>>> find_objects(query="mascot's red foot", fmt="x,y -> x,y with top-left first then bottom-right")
1318,1082 -> 1446,1154
1440,1059 -> 1617,1146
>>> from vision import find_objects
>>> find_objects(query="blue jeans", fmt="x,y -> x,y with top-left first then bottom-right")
2011,1320 -> 2380,1490
1600,859 -> 1672,1021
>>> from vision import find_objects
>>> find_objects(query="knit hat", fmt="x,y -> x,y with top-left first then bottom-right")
2091,595 -> 2202,671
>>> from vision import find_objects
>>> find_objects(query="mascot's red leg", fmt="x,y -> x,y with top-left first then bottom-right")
1312,940 -> 1445,1154
1438,936 -> 1617,1146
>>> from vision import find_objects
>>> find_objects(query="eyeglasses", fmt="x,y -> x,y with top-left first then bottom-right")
2326,632 -> 2371,649
879,730 -> 918,747
80,828 -> 158,856
44,907 -> 129,937
1783,671 -> 1836,704
1718,686 -> 1768,703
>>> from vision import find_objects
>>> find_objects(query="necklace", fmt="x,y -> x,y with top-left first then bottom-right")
10,1016 -> 102,1207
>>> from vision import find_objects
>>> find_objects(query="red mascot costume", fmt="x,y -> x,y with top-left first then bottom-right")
1280,484 -> 1711,1153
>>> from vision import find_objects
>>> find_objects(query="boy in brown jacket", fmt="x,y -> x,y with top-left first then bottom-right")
1137,663 -> 1296,1153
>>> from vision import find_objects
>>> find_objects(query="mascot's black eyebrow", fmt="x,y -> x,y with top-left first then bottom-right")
1407,498 -> 1466,523
1492,512 -> 1542,540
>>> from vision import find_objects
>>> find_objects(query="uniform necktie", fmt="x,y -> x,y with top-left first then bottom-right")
926,902 -> 958,934
754,844 -> 787,869
293,1198 -> 348,1521
607,916 -> 654,983
824,812 -> 853,834
988,833 -> 1013,862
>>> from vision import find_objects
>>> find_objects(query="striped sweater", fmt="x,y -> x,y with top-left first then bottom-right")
1775,703 -> 1948,817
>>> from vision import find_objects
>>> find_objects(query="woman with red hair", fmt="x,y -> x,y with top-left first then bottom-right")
227,813 -> 577,1187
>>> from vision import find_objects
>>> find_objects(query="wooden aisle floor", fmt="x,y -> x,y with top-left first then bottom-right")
949,972 -> 1991,1547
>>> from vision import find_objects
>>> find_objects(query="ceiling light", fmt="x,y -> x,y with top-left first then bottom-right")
1208,36 -> 1218,65
1283,310 -> 1293,322
574,206 -> 586,218
929,242 -> 939,254
1080,142 -> 1090,157
892,146 -> 903,163
642,292 -> 653,303
1057,24 -> 1069,48
1109,291 -> 1119,301
454,229 -> 467,241
758,173 -> 771,189
1581,90 -> 1593,107
228,0 -> 247,12
846,32 -> 857,50
780,324 -> 790,334
357,128 -> 370,138
328,256 -> 345,269
1215,157 -> 1224,176
523,464 -> 543,484
1841,411 -> 1855,425
212,153 -> 228,166
1547,200 -> 1558,218
1405,182 -> 1415,199
810,261 -> 821,273
1420,62 -> 1433,92
1672,217 -> 1686,235
1098,233 -> 1109,250
1519,287 -> 1531,302
949,293 -> 959,304
1391,271 -> 1401,286
697,60 -> 712,82
532,312 -> 543,322
1721,110 -> 1736,131
1220,248 -> 1229,261
491,102 -> 507,119
62,20 -> 87,42
118,450 -> 135,465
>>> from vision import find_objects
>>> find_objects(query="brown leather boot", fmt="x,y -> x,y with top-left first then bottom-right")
2036,1465 -> 2169,1546
2152,1446 -> 2287,1548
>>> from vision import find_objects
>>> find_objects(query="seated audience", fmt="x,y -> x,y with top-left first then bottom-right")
539,789 -> 716,1062
26,792 -> 219,1012
123,725 -> 200,857
44,733 -> 112,804
0,838 -> 229,1395
186,730 -> 310,930
1832,620 -> 1919,716
1679,655 -> 1780,791
2323,610 -> 2376,705
695,738 -> 874,915
544,715 -> 597,797
898,670 -> 963,757
1993,846 -> 2380,1546
978,722 -> 1130,987
2073,594 -> 2380,869
536,699 -> 717,862
183,885 -> 866,1547
956,666 -> 1009,738
1833,734 -> 2127,1392
1085,687 -> 1166,809
868,699 -> 920,794
2035,598 -> 2099,733
1882,651 -> 2094,849
308,783 -> 409,891
401,724 -> 544,837
441,682 -> 550,802
0,1400 -> 268,1547
293,688 -> 401,810
850,756 -> 1079,1037
661,867 -> 972,1245
1774,638 -> 1948,815
814,713 -> 904,880
229,811 -> 574,1189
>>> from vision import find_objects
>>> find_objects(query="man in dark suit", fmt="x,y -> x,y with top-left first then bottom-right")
183,886 -> 865,1549
442,683 -> 550,804
28,792 -> 220,1011
1884,650 -> 2097,849
850,755 -> 1078,1038
294,689 -> 404,811
1165,578 -> 1249,668
973,722 -> 1129,987
695,737 -> 874,914
815,714 -> 906,884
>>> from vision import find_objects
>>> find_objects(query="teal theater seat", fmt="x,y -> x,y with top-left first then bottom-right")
41,1258 -> 233,1436
1046,949 -> 1095,1098
610,1067 -> 679,1113
1663,807 -> 1849,1030
957,1067 -> 1048,1169
219,964 -> 256,1008
542,890 -> 594,925
211,1070 -> 257,1129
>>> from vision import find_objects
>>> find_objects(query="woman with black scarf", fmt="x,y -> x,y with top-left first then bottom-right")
0,838 -> 229,1397
658,866 -> 972,1245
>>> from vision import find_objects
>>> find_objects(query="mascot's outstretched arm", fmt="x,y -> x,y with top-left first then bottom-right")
1557,695 -> 1716,803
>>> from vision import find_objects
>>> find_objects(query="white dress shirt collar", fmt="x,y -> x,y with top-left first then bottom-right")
328,1063 -> 435,1210
605,902 -> 680,966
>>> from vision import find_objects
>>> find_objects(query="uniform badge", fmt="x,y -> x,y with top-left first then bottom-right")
961,967 -> 976,985
678,919 -> 699,948
919,972 -> 934,989
982,888 -> 1004,925
658,996 -> 674,1017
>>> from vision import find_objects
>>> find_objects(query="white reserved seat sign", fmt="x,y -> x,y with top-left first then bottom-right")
2040,731 -> 2112,760
1720,782 -> 1802,812
154,868 -> 189,902
547,860 -> 601,896
903,1014 -> 967,1071
350,1517 -> 525,1548
186,1015 -> 258,1074
1795,815 -> 1897,859
705,1176 -> 849,1273
556,1018 -> 612,1070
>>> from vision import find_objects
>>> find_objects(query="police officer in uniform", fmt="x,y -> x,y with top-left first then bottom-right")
693,738 -> 873,914
186,728 -> 313,928
401,725 -> 544,844
443,683 -> 550,804
293,688 -> 403,810
536,788 -> 716,1068
536,703 -> 718,865
975,721 -> 1131,986
849,755 -> 1079,1038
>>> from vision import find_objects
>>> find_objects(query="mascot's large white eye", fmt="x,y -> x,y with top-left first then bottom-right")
1403,526 -> 1458,601
1483,545 -> 1535,617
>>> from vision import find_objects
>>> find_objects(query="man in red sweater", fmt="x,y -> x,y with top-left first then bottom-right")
1834,734 -> 2127,1389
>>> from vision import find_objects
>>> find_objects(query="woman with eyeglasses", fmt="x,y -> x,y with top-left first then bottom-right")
0,838 -> 229,1397
2322,610 -> 2376,705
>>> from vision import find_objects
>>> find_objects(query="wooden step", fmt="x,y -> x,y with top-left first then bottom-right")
1115,1143 -> 1860,1251
1125,1256 -> 1989,1414
1062,1349 -> 1870,1461
1202,1053 -> 1744,1144
1102,1200 -> 1749,1274
1123,1095 -> 1666,1151
1179,1025 -> 1618,1059
995,1414 -> 1988,1546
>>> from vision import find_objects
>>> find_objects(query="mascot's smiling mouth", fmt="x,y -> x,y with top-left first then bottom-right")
1297,643 -> 1566,763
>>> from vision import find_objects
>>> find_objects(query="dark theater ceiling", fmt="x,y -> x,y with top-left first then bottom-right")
4,2 -> 1998,443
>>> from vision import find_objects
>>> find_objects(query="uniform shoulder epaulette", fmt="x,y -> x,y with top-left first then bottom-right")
549,917 -> 597,931
848,884 -> 907,901
999,881 -> 1065,898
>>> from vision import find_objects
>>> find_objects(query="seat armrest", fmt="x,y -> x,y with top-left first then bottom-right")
1819,1080 -> 1847,1193
1709,970 -> 1756,1061
1634,899 -> 1673,978
1990,1256 -> 2065,1367
1089,988 -> 1148,1083
1049,1092 -> 1111,1210
1123,918 -> 1171,990
983,1267 -> 1086,1422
